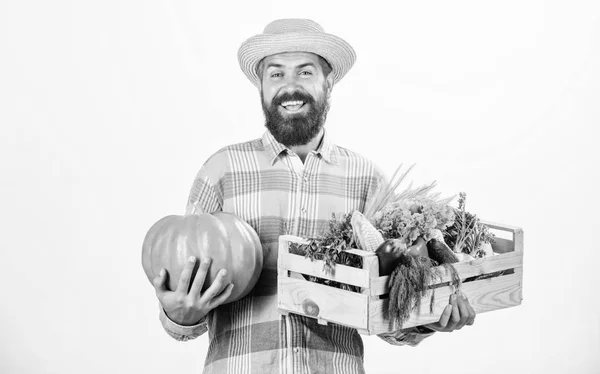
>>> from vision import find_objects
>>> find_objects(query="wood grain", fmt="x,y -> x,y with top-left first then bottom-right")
280,252 -> 371,288
368,251 -> 523,296
278,276 -> 369,329
369,268 -> 523,332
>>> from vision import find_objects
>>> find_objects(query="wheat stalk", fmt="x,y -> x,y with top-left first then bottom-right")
363,164 -> 454,219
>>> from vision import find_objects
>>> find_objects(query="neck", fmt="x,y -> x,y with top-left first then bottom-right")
288,129 -> 324,163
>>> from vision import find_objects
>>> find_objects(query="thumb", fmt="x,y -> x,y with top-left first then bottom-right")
153,269 -> 168,295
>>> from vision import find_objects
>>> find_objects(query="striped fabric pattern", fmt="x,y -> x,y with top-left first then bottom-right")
159,130 -> 434,373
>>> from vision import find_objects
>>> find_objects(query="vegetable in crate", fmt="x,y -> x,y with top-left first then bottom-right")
426,239 -> 458,264
374,239 -> 406,275
375,237 -> 430,276
288,213 -> 362,292
141,205 -> 264,304
365,181 -> 461,327
388,253 -> 459,327
351,211 -> 384,252
444,192 -> 495,258
387,236 -> 461,327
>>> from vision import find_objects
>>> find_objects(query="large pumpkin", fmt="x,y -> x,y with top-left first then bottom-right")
142,210 -> 263,304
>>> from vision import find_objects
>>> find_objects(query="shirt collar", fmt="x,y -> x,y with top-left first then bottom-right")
314,129 -> 338,164
262,131 -> 288,165
261,129 -> 339,166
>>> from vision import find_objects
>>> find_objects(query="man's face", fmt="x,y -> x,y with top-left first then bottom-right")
259,52 -> 333,147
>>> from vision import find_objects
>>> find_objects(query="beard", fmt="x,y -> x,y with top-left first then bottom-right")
261,86 -> 330,147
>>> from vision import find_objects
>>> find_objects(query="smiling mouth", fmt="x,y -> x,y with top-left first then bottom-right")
280,100 -> 306,112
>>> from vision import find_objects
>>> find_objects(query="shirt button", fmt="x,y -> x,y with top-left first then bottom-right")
301,207 -> 307,214
293,347 -> 299,353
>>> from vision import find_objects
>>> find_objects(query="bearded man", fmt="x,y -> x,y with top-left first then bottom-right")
152,19 -> 476,374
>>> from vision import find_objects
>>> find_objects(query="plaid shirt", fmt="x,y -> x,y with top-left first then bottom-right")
159,130 -> 434,373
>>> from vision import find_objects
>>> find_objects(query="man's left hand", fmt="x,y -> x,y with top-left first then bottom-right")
424,290 -> 476,332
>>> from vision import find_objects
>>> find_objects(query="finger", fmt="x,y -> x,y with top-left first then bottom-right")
201,269 -> 229,302
209,283 -> 235,308
455,291 -> 470,329
153,269 -> 168,298
437,304 -> 453,329
189,257 -> 212,297
464,294 -> 477,325
176,256 -> 197,294
448,293 -> 460,330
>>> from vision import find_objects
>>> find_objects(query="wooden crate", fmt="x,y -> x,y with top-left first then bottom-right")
277,221 -> 523,335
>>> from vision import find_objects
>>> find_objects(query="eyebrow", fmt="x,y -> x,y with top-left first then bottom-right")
264,62 -> 317,70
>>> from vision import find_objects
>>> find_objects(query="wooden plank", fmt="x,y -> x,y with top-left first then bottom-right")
481,220 -> 523,234
278,276 -> 369,330
280,252 -> 370,288
368,251 -> 523,296
278,236 -> 375,288
368,268 -> 523,334
514,228 -> 524,253
442,251 -> 522,282
345,248 -> 377,258
280,235 -> 309,246
482,221 -> 524,254
362,255 -> 379,276
362,255 -> 380,296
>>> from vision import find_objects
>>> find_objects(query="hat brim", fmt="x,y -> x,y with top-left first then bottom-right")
238,32 -> 356,88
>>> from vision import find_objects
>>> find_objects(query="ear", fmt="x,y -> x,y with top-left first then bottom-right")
325,75 -> 334,94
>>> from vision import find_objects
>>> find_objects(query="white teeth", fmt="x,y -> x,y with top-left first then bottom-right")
281,100 -> 304,107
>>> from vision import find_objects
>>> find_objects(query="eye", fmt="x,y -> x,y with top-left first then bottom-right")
299,70 -> 313,76
270,72 -> 283,78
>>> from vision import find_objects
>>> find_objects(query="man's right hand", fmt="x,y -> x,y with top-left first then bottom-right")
153,256 -> 234,326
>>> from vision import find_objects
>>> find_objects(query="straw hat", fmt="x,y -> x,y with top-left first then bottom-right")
238,19 -> 357,87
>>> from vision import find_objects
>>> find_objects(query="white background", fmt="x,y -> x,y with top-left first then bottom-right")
1,1 -> 599,373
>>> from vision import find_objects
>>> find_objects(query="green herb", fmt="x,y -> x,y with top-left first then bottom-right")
289,213 -> 363,292
443,192 -> 495,257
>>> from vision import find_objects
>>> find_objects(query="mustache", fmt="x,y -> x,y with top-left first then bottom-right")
271,90 -> 316,107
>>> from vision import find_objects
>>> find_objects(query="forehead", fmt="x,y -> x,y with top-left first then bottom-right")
261,52 -> 323,69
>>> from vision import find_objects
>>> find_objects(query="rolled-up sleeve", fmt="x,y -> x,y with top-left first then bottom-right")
159,305 -> 209,341
377,326 -> 435,347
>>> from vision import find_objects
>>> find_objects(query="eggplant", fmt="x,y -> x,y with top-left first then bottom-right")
375,239 -> 407,275
427,238 -> 459,264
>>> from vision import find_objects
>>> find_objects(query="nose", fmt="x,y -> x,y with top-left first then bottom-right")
281,74 -> 303,91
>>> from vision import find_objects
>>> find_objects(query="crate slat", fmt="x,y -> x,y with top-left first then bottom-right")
280,252 -> 371,288
369,268 -> 523,332
345,248 -> 377,258
368,251 -> 523,296
278,276 -> 369,329
481,220 -> 523,234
